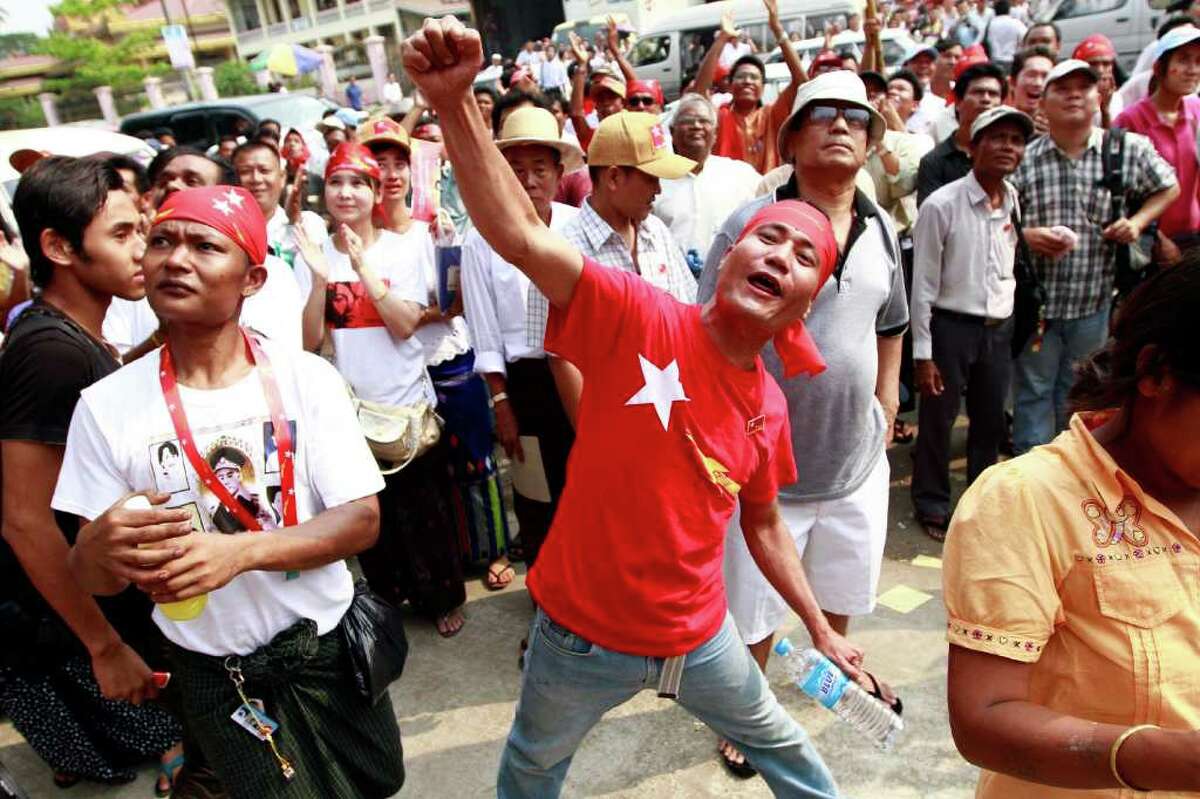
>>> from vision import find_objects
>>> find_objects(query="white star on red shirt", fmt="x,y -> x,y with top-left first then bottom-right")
224,189 -> 245,209
211,198 -> 233,216
625,354 -> 689,432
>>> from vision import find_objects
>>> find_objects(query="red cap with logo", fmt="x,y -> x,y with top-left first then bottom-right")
153,185 -> 268,266
735,200 -> 839,378
954,43 -> 990,81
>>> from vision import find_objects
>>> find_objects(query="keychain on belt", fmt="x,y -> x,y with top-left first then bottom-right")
224,656 -> 295,782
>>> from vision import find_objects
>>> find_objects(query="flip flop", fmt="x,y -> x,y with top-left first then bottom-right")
53,773 -> 80,790
718,741 -> 757,779
863,670 -> 903,716
917,512 -> 949,543
892,420 -> 916,444
154,752 -> 186,798
484,561 -> 515,591
436,610 -> 464,638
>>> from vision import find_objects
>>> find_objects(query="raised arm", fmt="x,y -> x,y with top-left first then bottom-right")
767,0 -> 807,86
567,32 -> 593,140
402,17 -> 583,308
606,16 -> 637,85
695,9 -> 739,96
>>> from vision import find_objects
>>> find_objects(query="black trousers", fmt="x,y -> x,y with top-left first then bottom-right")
506,357 -> 575,568
911,311 -> 1013,519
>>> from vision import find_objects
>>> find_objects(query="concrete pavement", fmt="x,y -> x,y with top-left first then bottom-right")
0,422 -> 984,798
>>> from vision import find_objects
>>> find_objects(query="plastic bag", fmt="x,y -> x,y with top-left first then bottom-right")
340,580 -> 409,705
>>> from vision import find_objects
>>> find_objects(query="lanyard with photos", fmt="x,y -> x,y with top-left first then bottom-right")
159,328 -> 300,579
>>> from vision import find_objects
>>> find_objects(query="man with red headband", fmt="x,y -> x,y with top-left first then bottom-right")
402,17 -> 869,797
54,184 -> 405,797
1073,34 -> 1123,125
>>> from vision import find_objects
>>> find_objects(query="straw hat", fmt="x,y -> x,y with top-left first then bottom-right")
496,107 -> 584,173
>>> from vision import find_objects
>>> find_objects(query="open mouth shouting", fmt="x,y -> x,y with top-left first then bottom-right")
747,271 -> 783,298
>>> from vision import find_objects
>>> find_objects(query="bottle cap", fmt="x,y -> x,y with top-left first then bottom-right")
774,638 -> 794,656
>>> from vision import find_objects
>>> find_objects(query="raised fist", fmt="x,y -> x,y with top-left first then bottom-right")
401,16 -> 483,109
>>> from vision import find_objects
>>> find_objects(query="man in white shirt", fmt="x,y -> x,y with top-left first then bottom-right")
653,94 -> 761,276
985,0 -> 1028,70
232,140 -> 329,270
538,43 -> 569,93
461,107 -> 582,569
910,106 -> 1033,537
382,71 -> 403,108
56,184 -> 405,797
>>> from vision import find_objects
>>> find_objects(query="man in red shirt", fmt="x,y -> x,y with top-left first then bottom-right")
404,17 -> 870,798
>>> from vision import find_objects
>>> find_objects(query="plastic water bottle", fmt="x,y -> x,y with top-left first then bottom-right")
774,637 -> 903,751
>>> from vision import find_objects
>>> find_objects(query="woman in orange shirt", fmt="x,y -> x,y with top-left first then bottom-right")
943,258 -> 1200,797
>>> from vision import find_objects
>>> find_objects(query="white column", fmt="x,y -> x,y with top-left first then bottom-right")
317,43 -> 338,100
196,66 -> 219,100
37,92 -> 60,127
93,85 -> 119,128
143,75 -> 167,108
364,34 -> 387,103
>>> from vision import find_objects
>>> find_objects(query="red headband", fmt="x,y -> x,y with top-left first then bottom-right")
153,185 -> 268,266
325,141 -> 381,182
628,79 -> 664,106
1073,35 -> 1116,62
954,44 -> 989,81
283,128 -> 310,174
735,200 -> 839,379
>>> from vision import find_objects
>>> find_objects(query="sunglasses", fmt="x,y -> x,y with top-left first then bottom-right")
803,103 -> 871,131
627,95 -> 657,108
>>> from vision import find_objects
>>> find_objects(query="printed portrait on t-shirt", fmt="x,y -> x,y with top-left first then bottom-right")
262,419 -> 297,475
325,280 -> 387,330
172,501 -> 204,533
204,436 -> 280,534
151,440 -> 190,495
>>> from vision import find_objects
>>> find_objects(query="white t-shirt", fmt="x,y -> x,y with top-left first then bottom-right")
985,15 -> 1027,62
102,254 -> 304,354
719,40 -> 753,69
51,339 -> 384,656
294,228 -> 435,407
266,206 -> 329,272
653,155 -> 762,258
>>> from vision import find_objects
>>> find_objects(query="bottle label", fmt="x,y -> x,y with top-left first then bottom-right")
800,657 -> 848,710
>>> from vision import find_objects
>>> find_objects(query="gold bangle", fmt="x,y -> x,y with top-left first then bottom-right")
1110,724 -> 1157,792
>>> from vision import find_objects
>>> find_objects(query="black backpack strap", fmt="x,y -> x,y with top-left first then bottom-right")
1101,126 -> 1127,222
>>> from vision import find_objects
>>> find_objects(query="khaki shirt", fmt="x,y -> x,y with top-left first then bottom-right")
944,412 -> 1200,799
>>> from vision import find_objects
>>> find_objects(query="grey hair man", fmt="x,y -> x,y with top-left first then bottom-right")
653,94 -> 761,276
697,69 -> 908,774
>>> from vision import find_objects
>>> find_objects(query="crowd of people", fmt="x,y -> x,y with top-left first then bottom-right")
0,0 -> 1197,796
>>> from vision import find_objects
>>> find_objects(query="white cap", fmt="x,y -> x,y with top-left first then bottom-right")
1044,58 -> 1099,88
970,105 -> 1035,141
1153,25 -> 1200,64
777,70 -> 886,158
316,116 -> 346,132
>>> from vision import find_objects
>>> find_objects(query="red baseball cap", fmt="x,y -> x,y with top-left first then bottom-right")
954,44 -> 989,81
1073,34 -> 1117,62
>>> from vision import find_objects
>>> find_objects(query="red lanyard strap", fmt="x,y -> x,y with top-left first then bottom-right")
159,328 -> 298,533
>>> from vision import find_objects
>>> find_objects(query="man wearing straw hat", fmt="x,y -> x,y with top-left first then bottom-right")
461,108 -> 583,577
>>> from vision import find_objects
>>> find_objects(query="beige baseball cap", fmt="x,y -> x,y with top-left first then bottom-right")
496,107 -> 584,173
587,111 -> 695,179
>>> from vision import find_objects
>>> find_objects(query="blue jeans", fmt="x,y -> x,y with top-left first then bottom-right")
1012,307 -> 1109,454
497,609 -> 839,798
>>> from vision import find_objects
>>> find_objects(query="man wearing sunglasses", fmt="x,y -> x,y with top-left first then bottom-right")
699,69 -> 908,777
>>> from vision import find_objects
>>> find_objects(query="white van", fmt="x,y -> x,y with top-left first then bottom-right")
1036,0 -> 1172,70
763,28 -> 922,73
630,0 -> 863,100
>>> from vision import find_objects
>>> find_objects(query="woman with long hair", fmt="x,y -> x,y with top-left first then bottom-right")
294,140 -> 468,637
361,117 -> 514,592
943,257 -> 1200,796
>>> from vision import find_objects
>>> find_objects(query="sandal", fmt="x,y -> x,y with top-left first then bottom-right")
484,559 -> 515,591
892,420 -> 916,444
436,608 -> 465,638
717,739 -> 757,779
863,670 -> 904,716
917,512 -> 949,542
155,752 -> 185,798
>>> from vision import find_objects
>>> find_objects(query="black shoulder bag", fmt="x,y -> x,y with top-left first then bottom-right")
1101,127 -> 1158,303
1010,209 -> 1047,359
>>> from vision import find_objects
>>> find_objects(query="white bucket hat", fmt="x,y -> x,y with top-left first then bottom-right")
776,70 -> 886,161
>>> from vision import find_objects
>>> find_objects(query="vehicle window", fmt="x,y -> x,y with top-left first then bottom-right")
681,29 -> 716,72
213,111 -> 255,139
168,113 -> 212,148
632,34 -> 671,66
1147,0 -> 1173,8
804,11 -> 851,39
1054,0 -> 1126,20
882,38 -> 907,68
246,95 -> 335,132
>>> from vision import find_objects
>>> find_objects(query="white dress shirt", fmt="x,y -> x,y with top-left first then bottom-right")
985,15 -> 1027,63
911,172 -> 1019,360
653,154 -> 762,260
461,202 -> 580,376
267,206 -> 329,270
